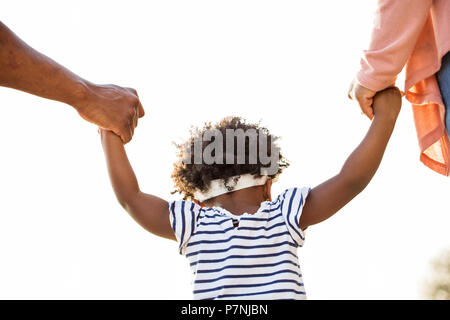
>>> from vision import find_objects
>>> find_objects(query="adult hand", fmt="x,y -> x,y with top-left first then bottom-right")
348,78 -> 376,120
0,22 -> 145,144
74,83 -> 145,143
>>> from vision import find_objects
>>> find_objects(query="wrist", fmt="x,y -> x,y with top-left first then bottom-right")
66,79 -> 95,111
373,111 -> 398,127
101,128 -> 123,144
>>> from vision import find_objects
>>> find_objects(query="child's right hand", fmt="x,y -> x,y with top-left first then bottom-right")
372,87 -> 402,122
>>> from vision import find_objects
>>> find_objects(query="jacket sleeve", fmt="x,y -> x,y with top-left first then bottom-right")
356,0 -> 432,91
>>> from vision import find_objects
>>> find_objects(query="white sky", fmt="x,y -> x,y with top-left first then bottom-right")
1,0 -> 449,299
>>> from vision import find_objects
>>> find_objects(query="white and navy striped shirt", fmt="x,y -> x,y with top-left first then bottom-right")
169,187 -> 310,300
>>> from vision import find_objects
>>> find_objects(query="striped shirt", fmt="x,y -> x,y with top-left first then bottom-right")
169,187 -> 310,300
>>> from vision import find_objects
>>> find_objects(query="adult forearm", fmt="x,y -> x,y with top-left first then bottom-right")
1,21 -> 144,143
0,22 -> 88,108
357,0 -> 432,91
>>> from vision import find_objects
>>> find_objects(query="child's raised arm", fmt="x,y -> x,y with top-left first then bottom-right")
299,87 -> 402,230
100,129 -> 175,240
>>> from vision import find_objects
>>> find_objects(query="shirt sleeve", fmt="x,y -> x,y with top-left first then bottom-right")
357,0 -> 432,91
280,187 -> 311,247
168,200 -> 202,255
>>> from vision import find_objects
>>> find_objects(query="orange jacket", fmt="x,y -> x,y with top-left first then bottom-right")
357,0 -> 450,176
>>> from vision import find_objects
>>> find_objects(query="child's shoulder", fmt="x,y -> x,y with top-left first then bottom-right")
273,187 -> 311,204
168,199 -> 203,216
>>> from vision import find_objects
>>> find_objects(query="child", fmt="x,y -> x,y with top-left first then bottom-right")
100,87 -> 402,300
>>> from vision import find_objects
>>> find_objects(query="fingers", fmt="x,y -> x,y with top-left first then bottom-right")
347,81 -> 355,100
130,106 -> 138,136
129,120 -> 135,140
132,91 -> 144,122
361,103 -> 374,120
137,101 -> 145,118
348,79 -> 376,120
121,127 -> 132,144
125,108 -> 137,143
120,116 -> 133,144
119,110 -> 137,144
134,103 -> 140,128
120,88 -> 141,143
127,87 -> 144,123
128,124 -> 134,143
357,96 -> 374,120
134,108 -> 138,130
117,125 -> 132,144
112,87 -> 143,143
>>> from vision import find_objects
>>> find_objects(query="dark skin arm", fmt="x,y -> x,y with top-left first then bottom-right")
299,87 -> 402,229
101,88 -> 401,239
100,129 -> 175,240
0,21 -> 144,143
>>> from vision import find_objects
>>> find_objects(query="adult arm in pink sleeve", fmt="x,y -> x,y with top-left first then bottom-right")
349,0 -> 432,119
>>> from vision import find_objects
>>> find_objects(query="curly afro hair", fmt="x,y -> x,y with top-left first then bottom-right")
172,116 -> 289,200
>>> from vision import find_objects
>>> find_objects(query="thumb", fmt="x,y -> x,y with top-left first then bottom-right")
114,125 -> 132,144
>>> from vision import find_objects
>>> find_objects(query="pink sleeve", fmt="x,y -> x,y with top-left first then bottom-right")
356,0 -> 432,91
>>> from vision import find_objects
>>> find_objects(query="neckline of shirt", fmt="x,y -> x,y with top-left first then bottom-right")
207,198 -> 280,219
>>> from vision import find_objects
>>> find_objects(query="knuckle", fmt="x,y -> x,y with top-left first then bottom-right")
126,87 -> 138,96
129,96 -> 139,107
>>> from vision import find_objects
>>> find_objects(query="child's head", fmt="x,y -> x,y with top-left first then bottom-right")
172,116 -> 289,202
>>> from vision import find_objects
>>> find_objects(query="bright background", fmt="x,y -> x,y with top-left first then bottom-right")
1,0 -> 449,299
